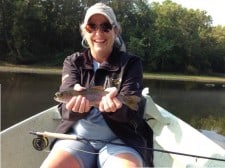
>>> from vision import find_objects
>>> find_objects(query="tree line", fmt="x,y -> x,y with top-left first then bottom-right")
1,0 -> 225,74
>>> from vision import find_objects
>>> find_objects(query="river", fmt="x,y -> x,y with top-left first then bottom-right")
1,72 -> 225,139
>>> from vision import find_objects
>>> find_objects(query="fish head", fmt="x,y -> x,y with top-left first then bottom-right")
54,91 -> 72,103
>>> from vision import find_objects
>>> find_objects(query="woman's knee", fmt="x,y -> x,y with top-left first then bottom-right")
103,153 -> 143,168
40,149 -> 81,168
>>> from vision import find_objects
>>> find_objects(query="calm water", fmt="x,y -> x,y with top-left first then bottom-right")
1,72 -> 225,137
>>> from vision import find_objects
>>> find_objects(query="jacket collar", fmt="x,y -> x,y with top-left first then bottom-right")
83,47 -> 121,72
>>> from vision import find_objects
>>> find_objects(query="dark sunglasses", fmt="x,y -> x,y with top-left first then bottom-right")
85,22 -> 114,33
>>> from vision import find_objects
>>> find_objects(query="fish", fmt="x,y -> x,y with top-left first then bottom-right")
54,86 -> 141,111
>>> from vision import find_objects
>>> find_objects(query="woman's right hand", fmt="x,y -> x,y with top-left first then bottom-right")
65,84 -> 91,113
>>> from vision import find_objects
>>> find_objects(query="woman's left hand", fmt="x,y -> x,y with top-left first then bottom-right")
99,87 -> 122,112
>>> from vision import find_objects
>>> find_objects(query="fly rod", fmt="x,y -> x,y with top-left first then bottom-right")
29,131 -> 225,162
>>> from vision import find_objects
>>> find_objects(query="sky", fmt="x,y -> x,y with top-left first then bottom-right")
148,0 -> 225,26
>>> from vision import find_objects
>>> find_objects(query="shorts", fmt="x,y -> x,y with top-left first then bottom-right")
52,137 -> 143,168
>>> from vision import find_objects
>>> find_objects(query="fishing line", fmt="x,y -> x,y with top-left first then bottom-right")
81,139 -> 225,162
30,131 -> 225,162
70,147 -> 100,155
67,138 -> 225,162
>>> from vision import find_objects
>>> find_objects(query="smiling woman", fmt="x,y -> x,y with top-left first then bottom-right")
82,14 -> 117,63
80,4 -> 124,63
40,3 -> 154,168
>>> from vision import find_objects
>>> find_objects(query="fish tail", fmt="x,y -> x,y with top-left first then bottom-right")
123,95 -> 141,111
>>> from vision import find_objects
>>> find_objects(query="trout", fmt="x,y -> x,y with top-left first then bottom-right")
54,86 -> 141,111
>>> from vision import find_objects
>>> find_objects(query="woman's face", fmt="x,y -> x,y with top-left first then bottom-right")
85,14 -> 117,62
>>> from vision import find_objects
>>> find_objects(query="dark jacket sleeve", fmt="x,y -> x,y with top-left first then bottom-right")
58,53 -> 87,120
60,53 -> 81,91
104,56 -> 144,123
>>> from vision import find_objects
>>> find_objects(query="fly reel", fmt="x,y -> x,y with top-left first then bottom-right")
32,135 -> 49,151
29,131 -> 79,151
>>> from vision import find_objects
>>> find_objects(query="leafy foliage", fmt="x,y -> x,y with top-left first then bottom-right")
1,0 -> 225,73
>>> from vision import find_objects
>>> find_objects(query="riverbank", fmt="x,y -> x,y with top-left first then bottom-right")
143,73 -> 225,84
0,64 -> 62,75
0,64 -> 224,83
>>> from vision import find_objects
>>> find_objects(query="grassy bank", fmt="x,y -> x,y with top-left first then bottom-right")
143,73 -> 225,83
0,64 -> 224,83
0,64 -> 62,75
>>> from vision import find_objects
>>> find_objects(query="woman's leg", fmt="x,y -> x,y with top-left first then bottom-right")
41,139 -> 96,168
98,141 -> 143,168
102,152 -> 142,168
40,148 -> 81,168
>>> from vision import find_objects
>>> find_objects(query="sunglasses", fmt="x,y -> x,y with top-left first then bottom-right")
85,22 -> 114,33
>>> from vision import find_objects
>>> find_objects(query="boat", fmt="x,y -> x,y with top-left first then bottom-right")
1,91 -> 225,168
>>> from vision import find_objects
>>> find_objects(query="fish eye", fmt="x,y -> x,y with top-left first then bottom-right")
55,92 -> 62,97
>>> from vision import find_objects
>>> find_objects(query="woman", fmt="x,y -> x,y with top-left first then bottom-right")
41,3 -> 153,168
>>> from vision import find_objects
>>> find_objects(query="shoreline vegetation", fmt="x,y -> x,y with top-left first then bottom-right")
0,64 -> 224,84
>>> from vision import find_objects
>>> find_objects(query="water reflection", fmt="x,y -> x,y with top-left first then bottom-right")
144,80 -> 225,135
1,72 -> 61,130
1,72 -> 225,137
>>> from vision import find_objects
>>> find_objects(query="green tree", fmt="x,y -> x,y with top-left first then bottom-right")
0,0 -> 17,61
1,0 -> 224,74
149,0 -> 214,73
206,26 -> 225,73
